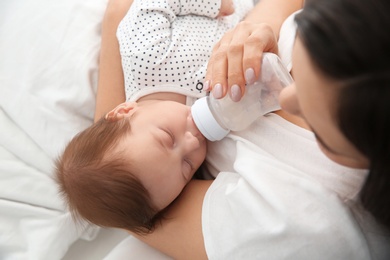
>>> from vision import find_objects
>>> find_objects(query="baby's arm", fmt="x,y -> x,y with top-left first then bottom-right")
135,0 -> 223,18
117,0 -> 231,100
218,0 -> 234,17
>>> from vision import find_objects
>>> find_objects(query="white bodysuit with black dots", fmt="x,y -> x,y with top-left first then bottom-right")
117,0 -> 254,104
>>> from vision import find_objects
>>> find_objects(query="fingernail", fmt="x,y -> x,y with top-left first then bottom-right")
212,83 -> 223,99
245,68 -> 255,85
230,84 -> 242,102
204,80 -> 210,91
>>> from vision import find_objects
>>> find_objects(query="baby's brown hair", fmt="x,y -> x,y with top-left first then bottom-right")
55,117 -> 159,234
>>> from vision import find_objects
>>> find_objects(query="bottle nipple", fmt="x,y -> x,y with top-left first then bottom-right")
191,97 -> 229,141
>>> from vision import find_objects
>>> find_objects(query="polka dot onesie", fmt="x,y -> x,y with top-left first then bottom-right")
117,0 -> 254,104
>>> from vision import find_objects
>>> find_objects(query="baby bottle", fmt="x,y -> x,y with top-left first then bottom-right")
191,52 -> 293,141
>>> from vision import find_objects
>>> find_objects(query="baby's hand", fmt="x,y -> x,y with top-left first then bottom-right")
217,0 -> 234,17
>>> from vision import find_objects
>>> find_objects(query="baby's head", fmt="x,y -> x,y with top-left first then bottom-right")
55,100 -> 207,234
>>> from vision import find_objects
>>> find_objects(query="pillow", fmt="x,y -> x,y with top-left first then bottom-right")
0,0 -> 107,258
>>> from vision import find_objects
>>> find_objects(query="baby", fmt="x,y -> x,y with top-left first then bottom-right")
55,0 -> 253,234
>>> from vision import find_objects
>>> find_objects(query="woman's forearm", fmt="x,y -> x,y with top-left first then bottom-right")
245,0 -> 304,39
133,180 -> 212,259
94,0 -> 133,122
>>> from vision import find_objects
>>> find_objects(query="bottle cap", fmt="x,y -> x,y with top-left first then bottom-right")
191,97 -> 229,141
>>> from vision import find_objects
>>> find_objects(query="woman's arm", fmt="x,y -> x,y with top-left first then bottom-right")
94,0 -> 133,122
133,180 -> 212,259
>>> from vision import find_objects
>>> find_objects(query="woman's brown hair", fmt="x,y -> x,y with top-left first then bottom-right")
296,0 -> 390,228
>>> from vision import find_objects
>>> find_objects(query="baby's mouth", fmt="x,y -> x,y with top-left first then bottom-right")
188,113 -> 205,142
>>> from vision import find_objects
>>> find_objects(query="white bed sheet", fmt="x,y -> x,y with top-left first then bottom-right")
0,0 -> 117,259
63,228 -> 130,260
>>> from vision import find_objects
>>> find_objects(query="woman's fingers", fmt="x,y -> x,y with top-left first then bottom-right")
205,30 -> 234,98
242,23 -> 278,83
205,22 -> 278,101
226,21 -> 256,101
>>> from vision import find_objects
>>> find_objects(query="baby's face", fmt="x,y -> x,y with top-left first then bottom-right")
116,100 -> 207,210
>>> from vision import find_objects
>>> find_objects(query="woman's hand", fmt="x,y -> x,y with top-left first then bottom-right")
204,22 -> 278,102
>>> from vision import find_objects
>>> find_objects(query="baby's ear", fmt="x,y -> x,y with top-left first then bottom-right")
105,102 -> 138,122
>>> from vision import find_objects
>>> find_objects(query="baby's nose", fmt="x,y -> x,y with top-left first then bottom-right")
182,131 -> 201,154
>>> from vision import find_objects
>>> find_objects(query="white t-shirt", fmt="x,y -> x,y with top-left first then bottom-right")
117,0 -> 253,104
203,113 -> 389,259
